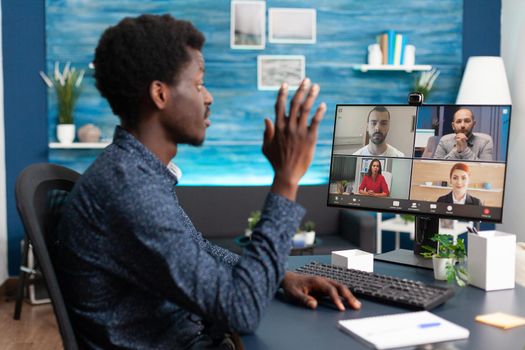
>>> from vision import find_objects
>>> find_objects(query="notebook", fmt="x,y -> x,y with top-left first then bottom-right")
338,311 -> 470,349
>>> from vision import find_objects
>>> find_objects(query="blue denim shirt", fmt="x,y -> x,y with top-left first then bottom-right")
56,127 -> 305,349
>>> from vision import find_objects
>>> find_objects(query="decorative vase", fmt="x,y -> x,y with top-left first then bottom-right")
403,44 -> 416,66
77,123 -> 101,142
367,43 -> 382,65
303,231 -> 316,246
57,124 -> 75,144
432,256 -> 455,280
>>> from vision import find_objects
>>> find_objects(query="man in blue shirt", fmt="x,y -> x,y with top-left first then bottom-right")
56,14 -> 360,349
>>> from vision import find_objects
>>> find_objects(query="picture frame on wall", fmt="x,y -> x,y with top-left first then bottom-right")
257,55 -> 306,91
268,8 -> 317,44
230,0 -> 266,49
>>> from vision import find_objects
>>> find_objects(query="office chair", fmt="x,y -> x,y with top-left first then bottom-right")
14,163 -> 80,350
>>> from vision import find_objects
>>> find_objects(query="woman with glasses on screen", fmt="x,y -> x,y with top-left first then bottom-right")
437,163 -> 481,205
358,159 -> 389,197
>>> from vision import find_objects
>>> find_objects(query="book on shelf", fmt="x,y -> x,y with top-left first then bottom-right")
394,33 -> 404,65
387,30 -> 395,64
377,30 -> 408,65
379,33 -> 388,65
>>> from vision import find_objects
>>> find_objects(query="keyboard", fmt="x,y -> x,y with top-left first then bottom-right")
295,261 -> 454,310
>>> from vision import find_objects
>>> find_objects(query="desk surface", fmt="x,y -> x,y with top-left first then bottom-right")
242,255 -> 525,350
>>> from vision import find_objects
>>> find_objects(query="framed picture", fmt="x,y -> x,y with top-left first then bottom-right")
230,0 -> 266,49
268,8 -> 317,44
257,55 -> 306,91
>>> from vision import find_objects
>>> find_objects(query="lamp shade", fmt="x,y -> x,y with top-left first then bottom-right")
456,56 -> 512,105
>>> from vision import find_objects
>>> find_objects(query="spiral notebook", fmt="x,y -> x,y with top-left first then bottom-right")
338,311 -> 470,349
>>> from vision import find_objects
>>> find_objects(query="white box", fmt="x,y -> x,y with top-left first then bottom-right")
468,231 -> 516,291
331,249 -> 374,272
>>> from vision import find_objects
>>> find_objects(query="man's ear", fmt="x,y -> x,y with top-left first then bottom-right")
149,80 -> 169,110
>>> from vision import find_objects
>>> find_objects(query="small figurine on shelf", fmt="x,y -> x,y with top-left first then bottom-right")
413,68 -> 440,99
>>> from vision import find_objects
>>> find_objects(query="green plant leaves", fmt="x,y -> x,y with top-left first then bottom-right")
422,233 -> 468,287
40,62 -> 85,125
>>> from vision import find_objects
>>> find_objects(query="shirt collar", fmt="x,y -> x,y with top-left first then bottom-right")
452,192 -> 467,204
112,126 -> 180,185
167,162 -> 183,182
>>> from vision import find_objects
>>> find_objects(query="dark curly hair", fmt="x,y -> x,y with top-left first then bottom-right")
94,14 -> 205,124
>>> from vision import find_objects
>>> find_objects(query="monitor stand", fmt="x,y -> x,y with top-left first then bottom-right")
374,215 -> 439,269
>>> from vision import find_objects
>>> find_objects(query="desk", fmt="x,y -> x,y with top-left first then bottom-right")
242,255 -> 525,350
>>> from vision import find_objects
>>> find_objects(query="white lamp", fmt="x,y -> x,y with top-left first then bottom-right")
456,56 -> 512,105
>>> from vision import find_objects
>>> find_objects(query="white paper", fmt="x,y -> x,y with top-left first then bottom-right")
338,311 -> 469,349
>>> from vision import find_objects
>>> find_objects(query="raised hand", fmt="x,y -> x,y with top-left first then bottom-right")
262,78 -> 326,201
455,133 -> 468,153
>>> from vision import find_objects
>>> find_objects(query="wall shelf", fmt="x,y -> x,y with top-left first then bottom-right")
353,64 -> 433,73
49,142 -> 110,149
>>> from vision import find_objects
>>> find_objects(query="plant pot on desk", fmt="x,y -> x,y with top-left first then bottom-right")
57,124 -> 75,144
432,256 -> 455,280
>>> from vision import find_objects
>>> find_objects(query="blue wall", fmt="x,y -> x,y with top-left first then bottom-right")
2,0 -> 48,276
46,0 -> 463,184
2,0 -> 502,275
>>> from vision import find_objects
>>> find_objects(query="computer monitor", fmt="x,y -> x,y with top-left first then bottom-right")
327,104 -> 512,268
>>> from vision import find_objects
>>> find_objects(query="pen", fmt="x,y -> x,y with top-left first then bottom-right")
467,226 -> 478,234
418,322 -> 441,329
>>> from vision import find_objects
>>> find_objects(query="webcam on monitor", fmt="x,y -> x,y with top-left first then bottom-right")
408,91 -> 424,105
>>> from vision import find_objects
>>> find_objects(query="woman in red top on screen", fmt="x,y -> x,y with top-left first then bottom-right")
358,159 -> 390,197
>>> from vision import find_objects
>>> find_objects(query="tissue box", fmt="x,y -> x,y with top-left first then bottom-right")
331,249 -> 373,272
468,231 -> 516,291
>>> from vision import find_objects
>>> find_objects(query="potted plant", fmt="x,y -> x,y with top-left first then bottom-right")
40,62 -> 85,144
399,214 -> 415,224
337,180 -> 349,194
292,220 -> 316,248
420,233 -> 468,286
413,68 -> 440,100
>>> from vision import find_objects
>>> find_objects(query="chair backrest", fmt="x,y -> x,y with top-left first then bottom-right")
15,163 -> 80,350
422,135 -> 440,158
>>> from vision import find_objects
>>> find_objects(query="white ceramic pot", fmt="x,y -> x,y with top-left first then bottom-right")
57,124 -> 75,144
367,43 -> 382,65
432,256 -> 455,280
303,231 -> 316,246
403,45 -> 416,66
292,231 -> 316,248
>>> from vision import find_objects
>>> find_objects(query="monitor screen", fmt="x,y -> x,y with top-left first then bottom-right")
327,104 -> 511,223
